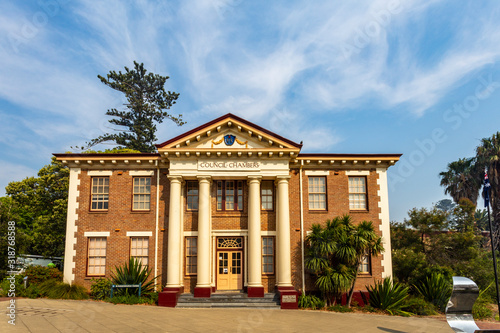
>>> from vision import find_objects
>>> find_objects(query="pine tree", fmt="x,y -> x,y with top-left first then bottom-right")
86,61 -> 184,152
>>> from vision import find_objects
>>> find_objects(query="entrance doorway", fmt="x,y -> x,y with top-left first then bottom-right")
216,237 -> 244,291
217,251 -> 242,290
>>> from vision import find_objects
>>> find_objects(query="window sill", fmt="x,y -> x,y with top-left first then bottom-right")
308,210 -> 328,213
88,211 -> 108,214
130,210 -> 152,214
349,209 -> 369,213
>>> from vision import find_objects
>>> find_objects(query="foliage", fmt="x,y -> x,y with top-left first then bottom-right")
38,279 -> 89,300
298,294 -> 325,309
90,278 -> 112,300
475,209 -> 489,231
305,215 -> 383,307
404,207 -> 448,253
473,291 -> 494,320
110,257 -> 159,297
24,265 -> 63,285
451,198 -> 477,232
400,296 -> 438,316
366,278 -> 410,315
327,304 -> 353,312
413,273 -> 452,312
5,157 -> 69,257
0,197 -> 25,280
85,61 -> 184,153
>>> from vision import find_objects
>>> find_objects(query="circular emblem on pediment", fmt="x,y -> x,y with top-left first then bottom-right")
224,134 -> 236,146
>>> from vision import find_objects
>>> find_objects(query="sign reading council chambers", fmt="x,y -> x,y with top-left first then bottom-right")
198,161 -> 260,171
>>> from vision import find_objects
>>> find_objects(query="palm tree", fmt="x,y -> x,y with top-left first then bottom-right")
439,157 -> 482,206
476,132 -> 500,242
305,215 -> 383,307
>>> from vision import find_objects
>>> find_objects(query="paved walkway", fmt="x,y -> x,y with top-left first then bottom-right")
2,298 -> 500,333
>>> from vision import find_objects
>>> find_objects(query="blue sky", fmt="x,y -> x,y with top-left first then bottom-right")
1,0 -> 500,222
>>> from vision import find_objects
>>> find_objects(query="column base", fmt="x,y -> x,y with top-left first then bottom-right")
194,286 -> 212,298
278,286 -> 299,310
247,286 -> 265,298
158,287 -> 183,307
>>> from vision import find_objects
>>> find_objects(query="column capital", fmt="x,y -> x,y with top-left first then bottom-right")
167,175 -> 183,183
247,175 -> 262,184
276,175 -> 291,183
197,175 -> 212,183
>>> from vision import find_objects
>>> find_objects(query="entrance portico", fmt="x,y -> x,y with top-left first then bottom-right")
157,114 -> 301,307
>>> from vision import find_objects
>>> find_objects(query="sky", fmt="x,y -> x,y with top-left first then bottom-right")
1,0 -> 500,223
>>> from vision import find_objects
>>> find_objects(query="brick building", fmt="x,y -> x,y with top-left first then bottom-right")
55,113 -> 400,308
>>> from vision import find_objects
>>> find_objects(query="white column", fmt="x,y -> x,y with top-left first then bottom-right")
166,176 -> 182,287
196,176 -> 211,288
277,176 -> 293,287
247,176 -> 263,289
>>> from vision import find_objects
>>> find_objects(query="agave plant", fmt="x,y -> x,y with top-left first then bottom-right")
414,273 -> 452,312
366,278 -> 409,315
110,258 -> 159,297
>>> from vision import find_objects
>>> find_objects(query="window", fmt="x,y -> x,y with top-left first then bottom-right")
308,177 -> 326,210
261,180 -> 273,210
130,237 -> 149,266
349,177 -> 367,210
87,237 -> 106,276
358,252 -> 371,274
186,237 -> 197,275
186,181 -> 199,210
262,237 -> 274,274
216,180 -> 243,211
91,177 -> 109,210
133,177 -> 151,210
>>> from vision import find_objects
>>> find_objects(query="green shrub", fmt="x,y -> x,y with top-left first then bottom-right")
24,266 -> 63,285
401,296 -> 437,316
0,275 -> 43,298
90,278 -> 112,300
38,280 -> 89,300
473,291 -> 494,320
413,273 -> 452,312
298,294 -> 325,309
327,304 -> 353,312
366,278 -> 410,315
110,258 -> 159,297
106,294 -> 156,305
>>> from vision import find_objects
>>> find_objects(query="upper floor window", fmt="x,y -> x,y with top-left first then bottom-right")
308,177 -> 326,210
186,181 -> 199,211
216,180 -> 243,211
91,177 -> 109,211
261,180 -> 274,210
133,177 -> 151,210
349,177 -> 367,210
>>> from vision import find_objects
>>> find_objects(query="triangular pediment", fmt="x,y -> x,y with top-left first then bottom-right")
156,114 -> 302,157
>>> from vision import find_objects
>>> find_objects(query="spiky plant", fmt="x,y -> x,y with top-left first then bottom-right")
110,258 -> 159,297
366,278 -> 410,315
414,273 -> 452,312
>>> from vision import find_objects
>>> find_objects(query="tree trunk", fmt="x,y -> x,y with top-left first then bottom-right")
346,275 -> 358,308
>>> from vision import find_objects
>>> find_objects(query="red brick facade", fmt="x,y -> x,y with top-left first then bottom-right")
57,114 -> 399,299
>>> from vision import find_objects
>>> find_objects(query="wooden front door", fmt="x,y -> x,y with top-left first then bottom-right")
217,251 -> 243,290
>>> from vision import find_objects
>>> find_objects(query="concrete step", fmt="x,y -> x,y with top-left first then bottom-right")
176,292 -> 281,308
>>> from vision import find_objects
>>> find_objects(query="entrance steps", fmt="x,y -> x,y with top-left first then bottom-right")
176,292 -> 281,309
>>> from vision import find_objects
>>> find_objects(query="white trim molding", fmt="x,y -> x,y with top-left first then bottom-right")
126,231 -> 153,237
129,170 -> 155,176
84,231 -> 111,237
304,170 -> 330,176
376,168 -> 392,279
345,170 -> 370,176
88,170 -> 113,176
63,168 -> 81,285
